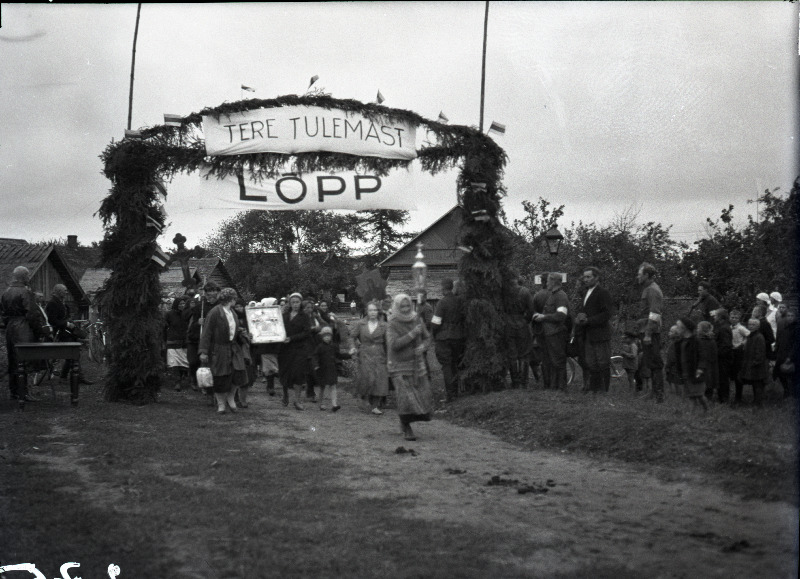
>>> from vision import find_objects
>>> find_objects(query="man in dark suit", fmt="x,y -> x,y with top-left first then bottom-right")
575,267 -> 614,393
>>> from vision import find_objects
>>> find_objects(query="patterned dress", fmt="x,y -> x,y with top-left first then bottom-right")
353,319 -> 389,398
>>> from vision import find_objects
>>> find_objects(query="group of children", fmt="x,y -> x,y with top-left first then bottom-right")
619,307 -> 781,410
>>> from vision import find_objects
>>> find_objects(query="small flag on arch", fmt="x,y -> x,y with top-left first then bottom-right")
164,114 -> 182,127
154,182 -> 167,201
438,111 -> 449,123
308,75 -> 319,88
151,246 -> 170,268
124,129 -> 142,139
375,90 -> 385,104
488,121 -> 506,136
471,182 -> 487,192
146,215 -> 163,233
241,84 -> 255,92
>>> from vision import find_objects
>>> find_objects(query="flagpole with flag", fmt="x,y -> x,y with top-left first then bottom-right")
127,3 -> 142,131
241,84 -> 255,100
375,90 -> 385,105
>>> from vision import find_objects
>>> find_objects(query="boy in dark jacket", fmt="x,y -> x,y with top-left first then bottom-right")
312,326 -> 354,412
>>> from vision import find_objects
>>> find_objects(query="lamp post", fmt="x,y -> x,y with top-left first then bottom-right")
412,242 -> 428,310
544,226 -> 564,274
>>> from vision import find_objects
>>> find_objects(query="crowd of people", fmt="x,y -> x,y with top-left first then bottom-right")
2,260 -> 796,429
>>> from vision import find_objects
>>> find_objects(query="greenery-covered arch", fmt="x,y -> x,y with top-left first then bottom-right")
99,94 -> 513,403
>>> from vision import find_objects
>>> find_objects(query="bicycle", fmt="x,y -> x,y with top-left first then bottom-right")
565,355 -> 626,386
86,320 -> 108,366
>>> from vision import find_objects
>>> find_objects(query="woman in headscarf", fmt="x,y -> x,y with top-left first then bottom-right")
233,298 -> 257,408
386,293 -> 434,441
199,288 -> 250,414
278,292 -> 312,410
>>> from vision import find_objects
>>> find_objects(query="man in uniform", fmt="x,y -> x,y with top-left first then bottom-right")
532,272 -> 570,390
636,262 -> 665,402
506,276 -> 534,388
1,266 -> 47,401
575,267 -> 614,393
431,278 -> 465,402
529,274 -> 549,385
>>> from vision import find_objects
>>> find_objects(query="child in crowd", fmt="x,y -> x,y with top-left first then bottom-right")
739,317 -> 768,406
729,309 -> 750,404
675,317 -> 708,412
312,326 -> 355,411
664,324 -> 683,397
620,330 -> 639,392
696,321 -> 719,403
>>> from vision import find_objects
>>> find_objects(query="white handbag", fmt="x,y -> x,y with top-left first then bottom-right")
196,367 -> 213,389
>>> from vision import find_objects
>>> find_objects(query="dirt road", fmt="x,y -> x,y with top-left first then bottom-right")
239,388 -> 797,578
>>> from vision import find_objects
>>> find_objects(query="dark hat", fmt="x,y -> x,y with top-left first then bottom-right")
204,281 -> 221,292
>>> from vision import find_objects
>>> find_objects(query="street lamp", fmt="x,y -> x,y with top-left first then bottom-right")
544,226 -> 564,256
412,242 -> 427,308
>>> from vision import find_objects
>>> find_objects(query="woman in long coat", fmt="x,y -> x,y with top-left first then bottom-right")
353,301 -> 389,415
278,292 -> 312,410
199,288 -> 250,414
386,293 -> 434,441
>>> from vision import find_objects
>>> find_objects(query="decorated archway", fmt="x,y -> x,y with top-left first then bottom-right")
99,94 -> 513,403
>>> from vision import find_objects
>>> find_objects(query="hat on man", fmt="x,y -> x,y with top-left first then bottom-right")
770,291 -> 783,303
756,292 -> 770,304
319,326 -> 333,336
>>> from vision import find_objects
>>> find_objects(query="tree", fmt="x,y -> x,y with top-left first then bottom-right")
355,210 -> 414,267
203,209 -> 364,299
682,179 -> 798,311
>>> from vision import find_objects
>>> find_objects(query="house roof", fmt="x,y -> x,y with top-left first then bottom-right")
379,206 -> 466,267
379,205 -> 527,268
78,257 -> 234,298
0,243 -> 87,305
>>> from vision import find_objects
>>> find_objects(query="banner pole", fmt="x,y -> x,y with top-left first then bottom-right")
127,3 -> 142,131
479,0 -> 489,132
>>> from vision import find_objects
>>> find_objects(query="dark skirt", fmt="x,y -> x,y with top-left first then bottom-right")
212,369 -> 248,393
391,373 -> 434,421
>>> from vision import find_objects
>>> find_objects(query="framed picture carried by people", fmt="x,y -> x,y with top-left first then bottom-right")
245,305 -> 286,344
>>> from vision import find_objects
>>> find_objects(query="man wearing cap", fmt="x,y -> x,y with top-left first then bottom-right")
689,281 -> 721,323
636,262 -> 666,402
1,266 -> 47,401
186,281 -> 220,389
531,272 -> 570,390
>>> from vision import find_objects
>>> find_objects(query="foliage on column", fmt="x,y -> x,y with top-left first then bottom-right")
97,139 -> 166,403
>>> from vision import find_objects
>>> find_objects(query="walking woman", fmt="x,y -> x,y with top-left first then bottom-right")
353,301 -> 389,415
386,294 -> 434,441
164,296 -> 190,391
278,292 -> 312,410
199,288 -> 251,415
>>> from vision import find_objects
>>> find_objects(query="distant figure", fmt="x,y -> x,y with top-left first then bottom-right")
1,266 -> 47,401
46,283 -> 93,385
636,262 -> 665,403
164,296 -> 190,391
312,325 -> 354,412
531,272 -> 570,390
353,301 -> 389,414
739,316 -> 769,406
350,300 -> 357,316
675,317 -> 708,412
688,281 -> 720,323
575,267 -> 614,393
431,278 -> 465,402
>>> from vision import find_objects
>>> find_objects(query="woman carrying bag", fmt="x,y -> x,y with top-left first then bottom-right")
199,288 -> 251,415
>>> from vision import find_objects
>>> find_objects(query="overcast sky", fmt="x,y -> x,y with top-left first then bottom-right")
0,2 -> 797,249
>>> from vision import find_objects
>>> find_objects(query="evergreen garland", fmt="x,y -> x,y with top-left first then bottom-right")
99,94 -> 512,400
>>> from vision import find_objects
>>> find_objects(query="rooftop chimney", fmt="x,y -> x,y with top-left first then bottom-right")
67,235 -> 78,249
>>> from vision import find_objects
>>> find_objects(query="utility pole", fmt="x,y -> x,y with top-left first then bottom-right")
127,3 -> 142,131
479,1 -> 489,132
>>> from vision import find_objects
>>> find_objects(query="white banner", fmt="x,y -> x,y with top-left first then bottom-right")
202,105 -> 417,160
197,168 -> 417,211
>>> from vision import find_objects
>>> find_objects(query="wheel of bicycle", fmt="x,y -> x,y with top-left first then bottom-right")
88,327 -> 107,365
566,357 -> 577,385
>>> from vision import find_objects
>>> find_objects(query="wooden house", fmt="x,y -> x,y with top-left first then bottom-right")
0,242 -> 89,318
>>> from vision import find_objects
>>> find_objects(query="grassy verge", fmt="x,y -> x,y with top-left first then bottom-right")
444,377 -> 798,504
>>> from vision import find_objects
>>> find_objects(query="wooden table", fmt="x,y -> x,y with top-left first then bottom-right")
13,342 -> 83,410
